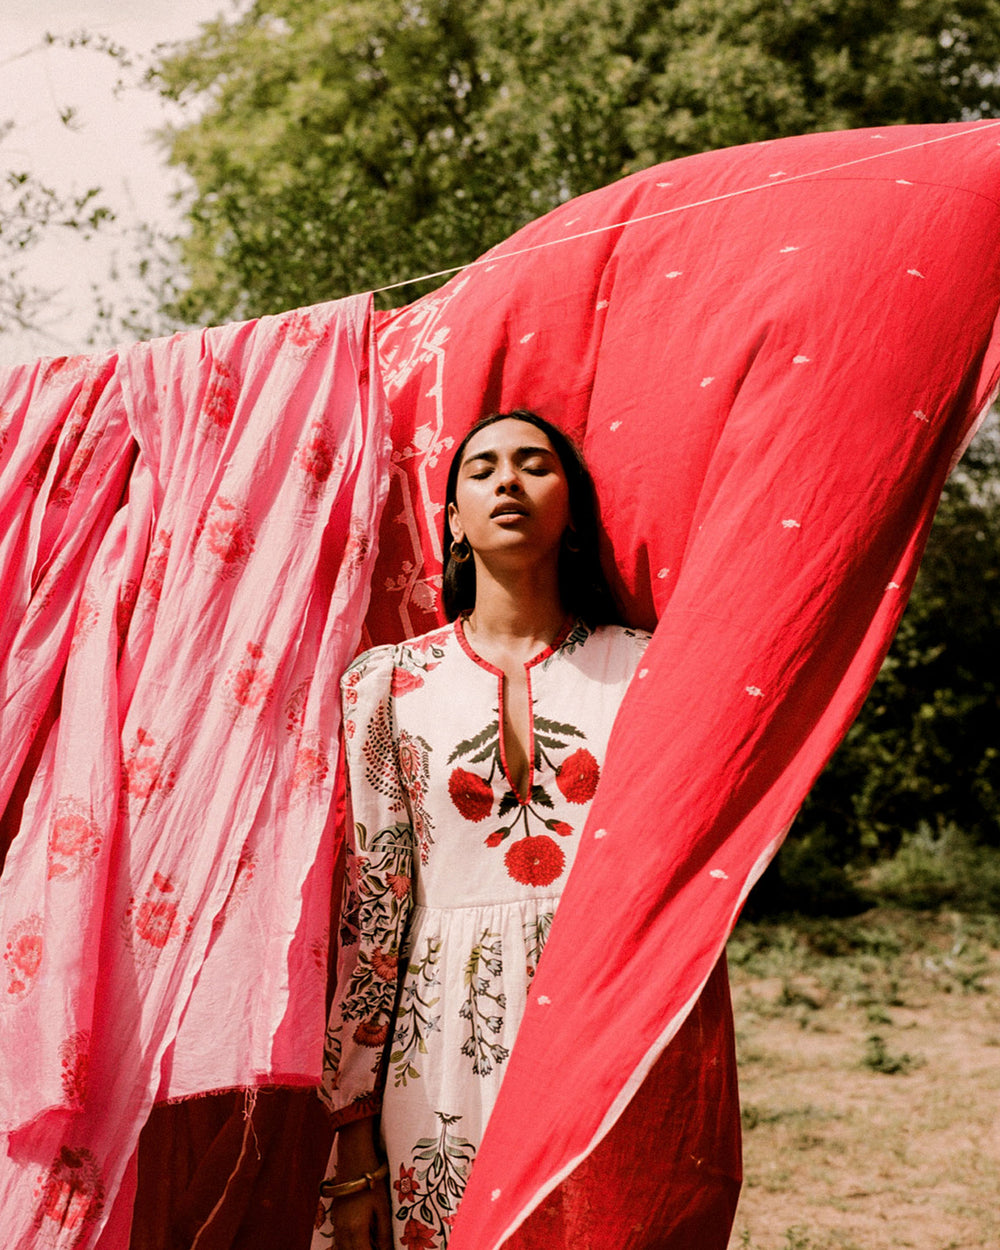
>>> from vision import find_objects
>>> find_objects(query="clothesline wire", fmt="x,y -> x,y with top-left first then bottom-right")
372,120 -> 1000,318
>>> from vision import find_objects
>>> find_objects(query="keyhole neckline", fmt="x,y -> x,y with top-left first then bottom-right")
453,615 -> 575,676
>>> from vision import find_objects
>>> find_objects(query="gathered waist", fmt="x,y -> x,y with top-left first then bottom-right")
410,893 -> 563,919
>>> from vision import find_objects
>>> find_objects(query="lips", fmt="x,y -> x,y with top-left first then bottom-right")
491,502 -> 529,518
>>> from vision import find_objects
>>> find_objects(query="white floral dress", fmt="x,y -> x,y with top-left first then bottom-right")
314,618 -> 649,1250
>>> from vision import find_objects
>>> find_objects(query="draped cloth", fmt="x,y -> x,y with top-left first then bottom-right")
0,296 -> 390,1246
364,121 -> 1000,1248
0,121 -> 999,1248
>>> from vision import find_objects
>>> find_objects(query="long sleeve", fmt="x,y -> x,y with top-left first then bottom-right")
320,645 -> 415,1129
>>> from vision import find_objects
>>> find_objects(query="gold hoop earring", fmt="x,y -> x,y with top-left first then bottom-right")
564,529 -> 580,553
450,538 -> 471,564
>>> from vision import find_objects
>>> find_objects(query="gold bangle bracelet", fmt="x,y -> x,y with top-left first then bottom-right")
320,1161 -> 389,1200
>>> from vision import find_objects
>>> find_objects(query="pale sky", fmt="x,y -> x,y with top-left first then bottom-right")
1,0 -> 236,366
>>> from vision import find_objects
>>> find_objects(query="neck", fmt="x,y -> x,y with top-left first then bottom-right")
465,561 -> 567,654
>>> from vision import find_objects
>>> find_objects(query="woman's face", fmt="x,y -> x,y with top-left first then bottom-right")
448,418 -> 572,568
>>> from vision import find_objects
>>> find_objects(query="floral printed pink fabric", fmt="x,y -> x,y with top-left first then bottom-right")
0,296 -> 390,1247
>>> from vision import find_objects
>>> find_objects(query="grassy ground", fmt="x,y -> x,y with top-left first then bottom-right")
725,908 -> 1000,1250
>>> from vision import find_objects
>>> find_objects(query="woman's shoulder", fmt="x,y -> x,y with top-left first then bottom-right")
341,641 -> 395,684
340,623 -> 456,693
582,621 -> 652,652
543,619 -> 650,674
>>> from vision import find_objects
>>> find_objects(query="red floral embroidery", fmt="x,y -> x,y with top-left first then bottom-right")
140,529 -> 172,606
212,845 -> 257,934
504,835 -> 566,887
386,873 -> 411,899
284,679 -> 311,736
47,799 -> 102,880
224,642 -> 275,718
484,829 -> 505,848
193,495 -> 255,579
50,368 -> 110,507
547,819 -> 574,838
26,429 -> 60,492
292,735 -> 330,793
199,359 -> 238,440
3,915 -> 43,1000
33,1145 -> 105,1240
134,874 -> 181,948
125,872 -> 193,959
68,591 -> 101,656
370,949 -> 399,982
342,519 -> 370,570
353,1018 -> 389,1048
117,578 -> 139,649
281,308 -> 329,355
400,1218 -> 438,1250
295,420 -> 343,498
58,1031 -> 90,1105
555,747 -> 600,804
448,768 -> 493,822
394,1165 -> 420,1202
121,728 -> 176,804
391,666 -> 424,696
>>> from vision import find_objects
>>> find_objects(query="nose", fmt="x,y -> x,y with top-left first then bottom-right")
496,459 -> 522,494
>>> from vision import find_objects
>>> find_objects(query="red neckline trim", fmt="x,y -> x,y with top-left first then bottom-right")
453,615 -> 575,675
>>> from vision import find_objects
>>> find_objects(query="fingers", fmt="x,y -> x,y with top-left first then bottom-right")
333,1187 -> 394,1250
373,1182 -> 394,1249
333,1192 -> 380,1250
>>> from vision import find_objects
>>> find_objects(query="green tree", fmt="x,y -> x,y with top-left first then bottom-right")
153,0 -> 1000,323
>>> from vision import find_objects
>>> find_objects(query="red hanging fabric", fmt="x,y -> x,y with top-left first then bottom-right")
364,121 -> 1000,1248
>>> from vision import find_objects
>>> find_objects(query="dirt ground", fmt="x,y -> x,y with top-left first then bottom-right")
725,910 -> 1000,1250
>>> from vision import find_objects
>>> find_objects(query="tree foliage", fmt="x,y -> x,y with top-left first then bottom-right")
153,0 -> 1000,322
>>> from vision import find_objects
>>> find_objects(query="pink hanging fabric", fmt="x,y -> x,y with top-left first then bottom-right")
363,122 -> 1000,1248
0,296 -> 391,1247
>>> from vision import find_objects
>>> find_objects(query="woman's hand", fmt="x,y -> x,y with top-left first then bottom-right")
330,1117 -> 394,1250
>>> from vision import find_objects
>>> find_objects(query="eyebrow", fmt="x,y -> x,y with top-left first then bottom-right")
461,444 -> 556,466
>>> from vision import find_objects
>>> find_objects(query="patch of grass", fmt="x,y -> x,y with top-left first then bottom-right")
741,1102 -> 834,1132
862,825 -> 1000,912
737,1231 -> 818,1250
862,1032 -> 921,1075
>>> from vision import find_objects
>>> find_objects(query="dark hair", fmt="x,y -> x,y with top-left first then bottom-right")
441,409 -> 621,624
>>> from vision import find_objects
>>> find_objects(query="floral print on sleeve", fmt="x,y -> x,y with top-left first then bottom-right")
321,649 -> 415,1126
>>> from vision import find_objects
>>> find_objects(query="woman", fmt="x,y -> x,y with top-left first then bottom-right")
314,411 -> 650,1250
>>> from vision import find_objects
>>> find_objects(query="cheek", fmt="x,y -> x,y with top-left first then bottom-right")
542,481 -> 572,529
451,484 -> 485,534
